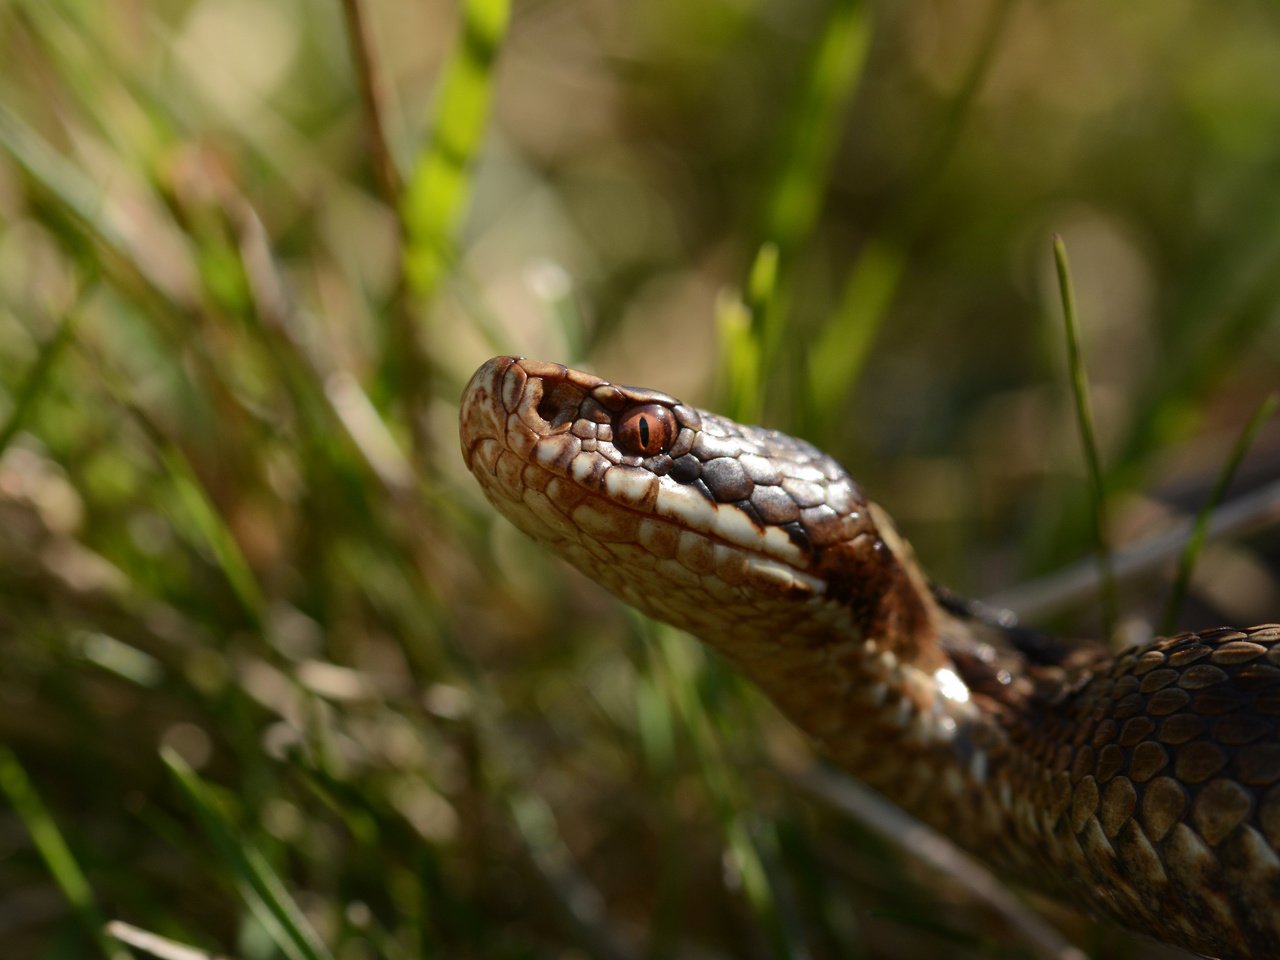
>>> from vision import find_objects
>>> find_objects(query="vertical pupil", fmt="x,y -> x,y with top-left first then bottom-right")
638,417 -> 650,448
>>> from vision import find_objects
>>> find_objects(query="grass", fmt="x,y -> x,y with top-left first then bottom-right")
0,747 -> 129,960
1160,391 -> 1280,635
1052,235 -> 1117,637
1,2 -> 1278,959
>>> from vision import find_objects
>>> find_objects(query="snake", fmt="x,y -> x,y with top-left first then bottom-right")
459,355 -> 1280,959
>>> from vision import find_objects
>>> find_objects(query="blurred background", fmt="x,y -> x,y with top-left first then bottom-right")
1,0 -> 1279,957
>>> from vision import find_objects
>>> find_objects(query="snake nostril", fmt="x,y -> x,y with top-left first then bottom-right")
536,381 -> 585,430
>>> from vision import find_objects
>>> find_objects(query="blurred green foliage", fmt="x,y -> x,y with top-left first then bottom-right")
0,0 -> 1277,958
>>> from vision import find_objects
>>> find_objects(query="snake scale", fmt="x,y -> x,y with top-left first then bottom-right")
460,355 -> 1280,959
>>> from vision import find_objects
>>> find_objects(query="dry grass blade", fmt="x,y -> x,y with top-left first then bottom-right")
338,0 -> 402,206
106,921 -> 230,960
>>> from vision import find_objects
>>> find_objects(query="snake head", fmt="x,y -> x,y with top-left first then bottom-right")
460,356 -> 941,670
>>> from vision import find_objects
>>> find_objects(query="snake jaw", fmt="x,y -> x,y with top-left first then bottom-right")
462,355 -> 831,599
461,355 -> 962,703
466,357 -> 878,583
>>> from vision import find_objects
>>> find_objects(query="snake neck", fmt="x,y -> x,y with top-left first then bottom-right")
692,510 -> 951,738
706,503 -> 1104,850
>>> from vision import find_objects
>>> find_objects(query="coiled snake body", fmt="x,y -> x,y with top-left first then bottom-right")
460,356 -> 1280,959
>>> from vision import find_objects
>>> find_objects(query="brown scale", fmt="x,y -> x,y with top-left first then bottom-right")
461,356 -> 1280,960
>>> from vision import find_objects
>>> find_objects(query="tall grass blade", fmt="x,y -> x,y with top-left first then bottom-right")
807,238 -> 904,421
1113,158 -> 1280,484
0,101 -> 190,308
717,243 -> 778,423
163,749 -> 334,960
402,0 -> 511,303
761,0 -> 871,262
159,445 -> 267,626
648,623 -> 806,958
0,747 -> 130,960
754,0 -> 871,392
1160,392 -> 1279,634
804,0 -> 1012,424
0,301 -> 80,460
1053,235 -> 1118,635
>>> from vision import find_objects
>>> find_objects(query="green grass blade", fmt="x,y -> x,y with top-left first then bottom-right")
1160,391 -> 1279,635
0,101 -> 122,248
1112,155 -> 1280,485
0,746 -> 130,960
897,0 -> 1017,230
806,238 -> 904,422
402,0 -> 511,303
716,243 -> 778,423
760,0 -> 871,260
0,100 -> 196,318
755,0 -> 871,389
1053,235 -> 1118,635
158,445 -> 267,625
0,302 -> 80,460
803,0 -> 1011,424
162,749 -> 334,960
647,623 -> 805,958
1116,280 -> 1280,490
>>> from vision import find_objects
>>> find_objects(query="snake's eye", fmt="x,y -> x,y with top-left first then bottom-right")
614,404 -> 677,457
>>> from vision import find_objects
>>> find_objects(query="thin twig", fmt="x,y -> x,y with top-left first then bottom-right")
338,0 -> 434,468
793,766 -> 1087,960
338,0 -> 401,206
987,475 -> 1280,620
509,794 -> 643,960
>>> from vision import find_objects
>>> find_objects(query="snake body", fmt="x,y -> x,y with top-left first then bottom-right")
460,356 -> 1280,959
